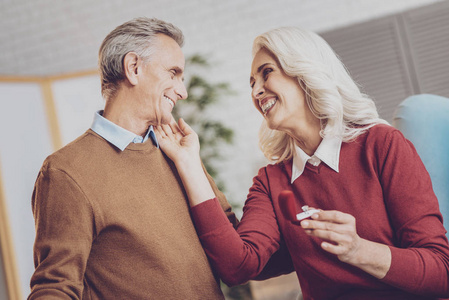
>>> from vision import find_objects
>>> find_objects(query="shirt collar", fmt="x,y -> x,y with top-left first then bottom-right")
91,110 -> 159,151
291,135 -> 341,183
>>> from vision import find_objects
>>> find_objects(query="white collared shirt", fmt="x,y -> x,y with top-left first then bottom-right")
291,136 -> 342,183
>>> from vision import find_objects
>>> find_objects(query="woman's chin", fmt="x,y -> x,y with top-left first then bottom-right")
266,119 -> 280,131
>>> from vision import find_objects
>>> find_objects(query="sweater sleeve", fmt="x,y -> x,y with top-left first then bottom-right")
253,239 -> 295,281
191,168 -> 283,286
29,167 -> 95,300
203,164 -> 239,228
378,129 -> 449,297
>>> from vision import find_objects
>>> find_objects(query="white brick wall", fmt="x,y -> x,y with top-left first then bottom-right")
0,0 -> 445,210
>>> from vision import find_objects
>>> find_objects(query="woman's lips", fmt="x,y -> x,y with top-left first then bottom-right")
260,97 -> 277,114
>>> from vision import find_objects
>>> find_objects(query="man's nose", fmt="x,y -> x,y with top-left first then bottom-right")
176,82 -> 188,100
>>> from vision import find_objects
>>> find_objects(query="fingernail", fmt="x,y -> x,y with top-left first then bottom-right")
302,220 -> 309,227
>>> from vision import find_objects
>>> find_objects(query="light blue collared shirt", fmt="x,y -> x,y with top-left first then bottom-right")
90,110 -> 159,151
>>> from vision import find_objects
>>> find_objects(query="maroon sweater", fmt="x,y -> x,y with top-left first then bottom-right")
192,124 -> 449,300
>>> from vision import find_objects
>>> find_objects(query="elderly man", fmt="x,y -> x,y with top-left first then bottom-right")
29,17 -> 238,299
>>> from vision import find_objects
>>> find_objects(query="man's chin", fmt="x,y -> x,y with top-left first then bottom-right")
156,114 -> 176,126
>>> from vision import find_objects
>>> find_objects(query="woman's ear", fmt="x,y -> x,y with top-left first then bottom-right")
123,52 -> 140,86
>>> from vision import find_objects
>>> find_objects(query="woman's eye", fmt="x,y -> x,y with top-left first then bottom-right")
263,68 -> 273,80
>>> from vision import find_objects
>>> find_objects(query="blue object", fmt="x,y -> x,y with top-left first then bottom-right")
393,94 -> 449,236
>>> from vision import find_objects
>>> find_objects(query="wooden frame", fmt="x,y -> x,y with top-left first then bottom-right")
0,70 -> 98,149
0,162 -> 22,300
0,70 -> 98,298
40,79 -> 63,150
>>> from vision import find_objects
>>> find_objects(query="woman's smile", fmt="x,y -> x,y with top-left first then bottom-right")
260,96 -> 277,115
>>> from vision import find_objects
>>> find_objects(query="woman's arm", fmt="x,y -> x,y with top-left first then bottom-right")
377,129 -> 449,296
156,119 -> 215,206
155,119 -> 285,285
302,127 -> 449,297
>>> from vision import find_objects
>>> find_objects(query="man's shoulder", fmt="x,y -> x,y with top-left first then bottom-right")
42,130 -> 107,171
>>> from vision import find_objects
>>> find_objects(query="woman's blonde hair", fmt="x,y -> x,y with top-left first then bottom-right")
253,27 -> 388,163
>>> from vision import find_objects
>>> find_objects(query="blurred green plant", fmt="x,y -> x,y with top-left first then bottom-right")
172,54 -> 253,299
172,54 -> 234,192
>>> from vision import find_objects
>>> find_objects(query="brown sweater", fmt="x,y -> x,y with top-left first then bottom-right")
29,129 -> 237,299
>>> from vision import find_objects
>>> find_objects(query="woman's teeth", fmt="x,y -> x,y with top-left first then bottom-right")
164,96 -> 174,108
261,98 -> 277,114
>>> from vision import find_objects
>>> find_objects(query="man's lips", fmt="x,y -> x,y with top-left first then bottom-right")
164,96 -> 175,108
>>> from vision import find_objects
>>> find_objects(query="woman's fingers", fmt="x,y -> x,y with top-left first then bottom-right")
301,210 -> 361,260
156,118 -> 197,141
312,210 -> 355,225
301,211 -> 354,232
168,117 -> 182,135
159,123 -> 183,143
161,123 -> 173,136
178,118 -> 194,136
154,126 -> 166,139
305,226 -> 351,242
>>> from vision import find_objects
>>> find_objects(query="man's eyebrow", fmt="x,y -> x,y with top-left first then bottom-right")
171,66 -> 185,81
250,63 -> 271,83
171,66 -> 184,74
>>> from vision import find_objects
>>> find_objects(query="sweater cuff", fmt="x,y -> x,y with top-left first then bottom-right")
381,246 -> 415,287
191,198 -> 231,236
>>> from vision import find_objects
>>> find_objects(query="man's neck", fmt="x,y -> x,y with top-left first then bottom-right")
103,92 -> 150,138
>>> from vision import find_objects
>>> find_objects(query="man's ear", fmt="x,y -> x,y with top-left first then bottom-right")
123,52 -> 140,86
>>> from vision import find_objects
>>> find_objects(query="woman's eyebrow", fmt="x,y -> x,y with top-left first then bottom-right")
250,63 -> 271,83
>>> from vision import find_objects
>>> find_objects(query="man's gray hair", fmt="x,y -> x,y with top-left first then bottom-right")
99,17 -> 184,100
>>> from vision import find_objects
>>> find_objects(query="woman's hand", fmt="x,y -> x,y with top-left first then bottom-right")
155,117 -> 216,206
155,118 -> 201,167
301,210 -> 361,262
301,210 -> 391,279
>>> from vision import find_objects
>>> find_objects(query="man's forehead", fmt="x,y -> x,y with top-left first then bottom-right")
154,33 -> 182,51
152,35 -> 185,67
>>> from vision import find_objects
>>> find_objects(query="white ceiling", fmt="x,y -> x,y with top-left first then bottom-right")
0,0 -> 444,76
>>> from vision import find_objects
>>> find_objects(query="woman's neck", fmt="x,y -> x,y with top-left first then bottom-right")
288,122 -> 322,156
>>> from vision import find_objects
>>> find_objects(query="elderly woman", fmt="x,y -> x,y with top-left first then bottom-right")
156,27 -> 449,299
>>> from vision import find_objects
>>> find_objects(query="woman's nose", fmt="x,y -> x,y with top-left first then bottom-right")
252,82 -> 264,99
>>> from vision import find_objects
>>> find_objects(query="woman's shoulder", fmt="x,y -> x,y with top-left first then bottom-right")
360,123 -> 412,158
251,161 -> 291,190
367,123 -> 397,136
363,123 -> 404,144
263,160 -> 290,172
256,160 -> 291,181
